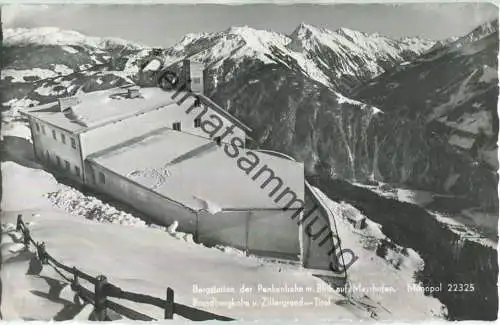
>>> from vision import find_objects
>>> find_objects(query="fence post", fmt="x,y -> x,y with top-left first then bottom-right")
16,214 -> 22,231
71,267 -> 82,305
23,228 -> 30,247
94,275 -> 108,321
164,287 -> 174,319
36,242 -> 48,264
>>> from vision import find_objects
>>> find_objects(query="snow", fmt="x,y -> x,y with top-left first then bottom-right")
0,115 -> 446,321
53,64 -> 74,76
4,27 -> 145,49
478,65 -> 497,83
308,187 -> 445,319
91,128 -> 304,210
169,23 -> 433,91
1,162 -> 58,212
290,23 -> 433,79
47,186 -> 148,227
336,93 -> 383,115
24,87 -> 182,132
429,69 -> 481,121
193,197 -> 223,215
478,148 -> 498,169
0,121 -> 32,141
443,111 -> 493,136
448,134 -> 475,149
1,68 -> 58,82
167,220 -> 179,234
352,182 -> 497,249
428,211 -> 497,249
396,189 -> 434,207
78,64 -> 92,70
0,160 -> 351,321
3,99 -> 41,115
61,45 -> 79,54
127,167 -> 171,189
141,58 -> 162,71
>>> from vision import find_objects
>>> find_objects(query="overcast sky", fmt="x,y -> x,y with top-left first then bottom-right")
3,3 -> 498,47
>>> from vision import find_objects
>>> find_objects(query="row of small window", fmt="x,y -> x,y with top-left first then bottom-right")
172,118 -> 202,132
45,151 -> 81,177
35,122 -> 77,149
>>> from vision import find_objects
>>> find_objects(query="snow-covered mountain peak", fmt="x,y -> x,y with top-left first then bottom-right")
223,25 -> 290,47
288,22 -> 434,55
464,18 -> 499,42
291,22 -> 319,38
476,18 -> 499,36
290,23 -> 362,41
163,23 -> 436,93
4,27 -> 145,49
168,25 -> 291,67
334,26 -> 368,39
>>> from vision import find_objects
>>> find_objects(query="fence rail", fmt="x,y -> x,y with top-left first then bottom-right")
15,214 -> 234,322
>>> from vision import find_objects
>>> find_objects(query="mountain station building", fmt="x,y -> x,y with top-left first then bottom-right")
21,59 -> 346,277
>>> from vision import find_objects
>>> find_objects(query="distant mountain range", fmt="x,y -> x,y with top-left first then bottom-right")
1,20 -> 497,213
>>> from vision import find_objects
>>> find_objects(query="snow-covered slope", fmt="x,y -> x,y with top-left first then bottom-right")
4,27 -> 145,49
0,120 -> 444,321
1,27 -> 146,106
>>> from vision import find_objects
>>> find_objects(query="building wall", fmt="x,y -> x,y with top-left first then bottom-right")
301,189 -> 342,273
86,159 -> 303,259
85,160 -> 199,233
197,210 -> 249,250
247,209 -> 301,259
197,209 -> 301,259
28,116 -> 83,182
80,97 -> 247,170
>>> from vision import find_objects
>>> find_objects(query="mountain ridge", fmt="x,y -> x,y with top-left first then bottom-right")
2,20 -> 497,213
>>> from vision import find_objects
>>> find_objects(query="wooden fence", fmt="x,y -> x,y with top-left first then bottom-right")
15,214 -> 234,322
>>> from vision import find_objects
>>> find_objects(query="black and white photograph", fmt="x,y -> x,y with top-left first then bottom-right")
0,2 -> 498,322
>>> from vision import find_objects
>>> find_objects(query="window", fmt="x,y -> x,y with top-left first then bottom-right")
35,123 -> 40,132
90,169 -> 96,183
172,122 -> 181,131
99,172 -> 105,184
55,155 -> 61,167
65,160 -> 70,171
41,125 -> 46,135
61,133 -> 66,144
75,166 -> 81,177
194,118 -> 202,128
71,138 -> 77,149
192,77 -> 201,84
52,129 -> 57,140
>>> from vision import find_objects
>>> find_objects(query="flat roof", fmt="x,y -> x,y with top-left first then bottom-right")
22,87 -> 252,135
21,87 -> 181,133
88,129 -> 304,211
